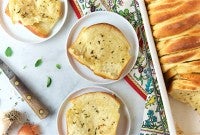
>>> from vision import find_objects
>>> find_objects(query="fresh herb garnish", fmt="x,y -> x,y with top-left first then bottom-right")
5,47 -> 13,57
35,59 -> 42,67
56,64 -> 61,69
47,77 -> 52,87
23,66 -> 27,69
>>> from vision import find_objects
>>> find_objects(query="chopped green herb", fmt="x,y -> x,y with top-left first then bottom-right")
35,59 -> 42,67
5,47 -> 13,57
56,64 -> 61,69
23,66 -> 27,69
47,77 -> 52,87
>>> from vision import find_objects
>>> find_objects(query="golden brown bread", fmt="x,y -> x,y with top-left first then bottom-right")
5,0 -> 62,38
168,73 -> 200,92
148,1 -> 200,25
168,78 -> 200,114
66,92 -> 120,135
153,14 -> 200,39
157,35 -> 200,56
176,72 -> 200,81
160,48 -> 200,72
145,0 -> 200,114
164,60 -> 200,79
68,23 -> 131,80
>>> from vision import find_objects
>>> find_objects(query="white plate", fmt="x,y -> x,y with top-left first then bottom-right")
0,0 -> 68,44
66,11 -> 139,84
57,86 -> 131,135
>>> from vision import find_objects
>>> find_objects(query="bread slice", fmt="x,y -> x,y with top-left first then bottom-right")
160,47 -> 200,72
169,73 -> 200,114
68,23 -> 131,80
157,35 -> 200,57
164,60 -> 200,80
5,0 -> 62,38
169,81 -> 200,114
66,92 -> 120,135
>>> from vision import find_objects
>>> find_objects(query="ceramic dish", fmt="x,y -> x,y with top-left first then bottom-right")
138,0 -> 200,134
66,11 -> 139,84
57,86 -> 131,135
0,0 -> 68,44
138,1 -> 176,134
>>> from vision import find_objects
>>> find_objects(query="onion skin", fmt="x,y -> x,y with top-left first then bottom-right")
18,124 -> 40,135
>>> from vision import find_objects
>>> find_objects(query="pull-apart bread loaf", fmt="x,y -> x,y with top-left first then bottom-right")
66,92 -> 120,135
145,0 -> 200,114
5,0 -> 62,38
68,23 -> 131,80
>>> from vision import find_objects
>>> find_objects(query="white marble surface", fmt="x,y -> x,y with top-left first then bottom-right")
0,4 -> 145,135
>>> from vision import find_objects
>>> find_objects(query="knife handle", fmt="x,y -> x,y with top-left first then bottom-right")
10,75 -> 49,119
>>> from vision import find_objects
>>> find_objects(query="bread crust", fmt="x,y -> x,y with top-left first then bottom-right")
69,92 -> 121,105
149,0 -> 200,25
153,14 -> 200,39
160,47 -> 200,72
157,35 -> 200,56
164,60 -> 200,79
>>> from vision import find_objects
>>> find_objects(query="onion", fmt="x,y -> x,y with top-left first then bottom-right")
18,124 -> 40,135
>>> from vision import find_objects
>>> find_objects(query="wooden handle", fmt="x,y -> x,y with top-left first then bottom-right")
10,76 -> 49,119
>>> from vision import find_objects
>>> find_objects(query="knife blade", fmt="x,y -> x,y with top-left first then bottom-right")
0,59 -> 49,119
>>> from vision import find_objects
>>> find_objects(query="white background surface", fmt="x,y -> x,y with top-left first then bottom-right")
0,3 -> 145,135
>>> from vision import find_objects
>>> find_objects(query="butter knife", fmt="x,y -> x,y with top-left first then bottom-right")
0,59 -> 49,119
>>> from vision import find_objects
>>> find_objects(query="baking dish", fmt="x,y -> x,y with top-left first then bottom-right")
138,1 -> 177,134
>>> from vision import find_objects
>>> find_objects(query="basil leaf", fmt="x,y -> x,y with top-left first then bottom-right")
35,59 -> 42,67
47,77 -> 52,87
5,47 -> 13,57
56,64 -> 61,69
23,66 -> 27,69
